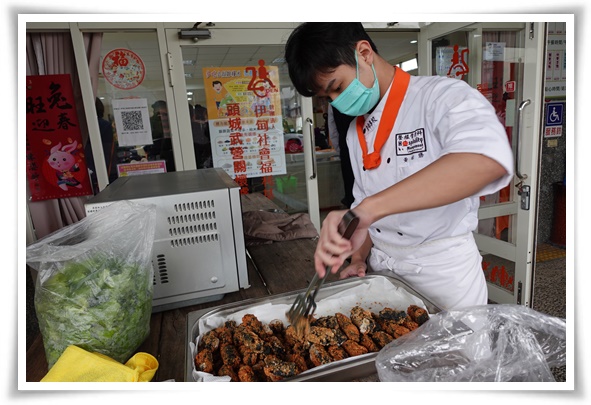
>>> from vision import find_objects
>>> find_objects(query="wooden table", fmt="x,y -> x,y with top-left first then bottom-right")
26,192 -> 342,382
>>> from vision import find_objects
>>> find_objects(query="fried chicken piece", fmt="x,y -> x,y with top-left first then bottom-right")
286,352 -> 309,373
359,333 -> 380,352
327,344 -> 349,361
335,312 -> 360,342
290,341 -> 310,357
375,318 -> 402,337
268,319 -> 285,335
220,344 -> 241,368
305,326 -> 339,346
289,314 -> 313,340
238,364 -> 257,382
371,331 -> 394,348
332,328 -> 349,345
341,339 -> 369,357
407,305 -> 430,325
312,315 -> 339,329
242,313 -> 270,337
263,335 -> 287,357
224,320 -> 237,329
194,348 -> 214,373
350,306 -> 377,334
233,325 -> 265,353
213,326 -> 233,346
251,360 -> 267,381
402,316 -> 419,331
284,324 -> 306,346
263,355 -> 299,381
198,330 -> 220,351
379,307 -> 408,324
238,346 -> 258,366
388,323 -> 411,338
218,364 -> 239,381
309,343 -> 333,367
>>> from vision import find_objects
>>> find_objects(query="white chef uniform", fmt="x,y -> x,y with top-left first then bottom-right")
347,71 -> 514,310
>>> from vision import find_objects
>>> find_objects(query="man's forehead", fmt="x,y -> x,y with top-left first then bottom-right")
316,65 -> 352,95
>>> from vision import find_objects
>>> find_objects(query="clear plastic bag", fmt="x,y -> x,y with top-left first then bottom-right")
375,304 -> 566,382
26,200 -> 157,369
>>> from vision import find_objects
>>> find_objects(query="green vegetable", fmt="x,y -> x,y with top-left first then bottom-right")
35,254 -> 153,368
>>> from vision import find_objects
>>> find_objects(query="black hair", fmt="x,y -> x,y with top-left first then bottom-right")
95,97 -> 105,118
284,23 -> 378,97
152,100 -> 167,110
194,104 -> 208,120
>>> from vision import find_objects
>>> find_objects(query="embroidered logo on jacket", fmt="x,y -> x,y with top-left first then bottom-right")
396,128 -> 427,156
363,116 -> 378,134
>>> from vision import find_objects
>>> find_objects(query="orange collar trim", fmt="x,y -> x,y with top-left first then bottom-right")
356,67 -> 411,170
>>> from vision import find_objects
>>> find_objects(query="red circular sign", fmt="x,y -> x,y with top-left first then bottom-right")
102,48 -> 145,90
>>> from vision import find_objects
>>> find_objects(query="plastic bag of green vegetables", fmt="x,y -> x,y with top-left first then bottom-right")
26,200 -> 157,369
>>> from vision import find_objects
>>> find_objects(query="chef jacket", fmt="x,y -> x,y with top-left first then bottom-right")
348,73 -> 514,248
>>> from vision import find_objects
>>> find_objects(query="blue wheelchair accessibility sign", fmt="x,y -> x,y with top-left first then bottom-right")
545,102 -> 564,126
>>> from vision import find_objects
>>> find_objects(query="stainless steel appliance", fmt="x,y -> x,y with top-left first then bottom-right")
84,168 -> 249,312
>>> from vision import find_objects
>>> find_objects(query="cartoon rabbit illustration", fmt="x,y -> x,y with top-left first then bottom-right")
47,141 -> 82,191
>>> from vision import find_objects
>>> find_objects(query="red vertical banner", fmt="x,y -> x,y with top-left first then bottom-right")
26,74 -> 93,201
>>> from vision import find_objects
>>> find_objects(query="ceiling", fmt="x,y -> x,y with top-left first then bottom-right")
98,28 -> 419,107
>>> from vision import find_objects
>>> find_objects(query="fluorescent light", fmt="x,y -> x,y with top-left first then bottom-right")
401,58 -> 418,72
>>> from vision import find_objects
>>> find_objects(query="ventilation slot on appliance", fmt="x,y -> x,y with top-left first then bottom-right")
167,211 -> 217,225
153,254 -> 170,285
168,222 -> 218,236
170,233 -> 219,248
173,199 -> 215,212
166,198 -> 219,248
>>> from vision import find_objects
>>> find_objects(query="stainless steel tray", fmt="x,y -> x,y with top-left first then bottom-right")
185,273 -> 441,382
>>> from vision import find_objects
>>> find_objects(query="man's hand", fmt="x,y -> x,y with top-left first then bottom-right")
339,260 -> 367,279
313,208 -> 372,277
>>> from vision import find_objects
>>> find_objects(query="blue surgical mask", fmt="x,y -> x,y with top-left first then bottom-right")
330,52 -> 380,116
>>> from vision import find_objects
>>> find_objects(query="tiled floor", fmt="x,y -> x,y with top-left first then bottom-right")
536,242 -> 567,262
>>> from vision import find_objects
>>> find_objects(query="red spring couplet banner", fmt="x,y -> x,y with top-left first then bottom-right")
26,74 -> 93,201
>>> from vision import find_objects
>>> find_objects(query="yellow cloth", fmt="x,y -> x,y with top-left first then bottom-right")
41,345 -> 159,382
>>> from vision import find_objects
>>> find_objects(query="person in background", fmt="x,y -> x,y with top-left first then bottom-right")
189,103 -> 212,169
314,126 -> 330,150
85,97 -> 116,191
149,100 -> 170,141
284,22 -> 514,310
149,100 -> 174,171
327,104 -> 355,208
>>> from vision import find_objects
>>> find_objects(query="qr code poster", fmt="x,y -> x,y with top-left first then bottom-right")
112,98 -> 153,147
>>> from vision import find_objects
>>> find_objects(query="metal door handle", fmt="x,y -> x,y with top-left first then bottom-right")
307,117 -> 317,179
515,99 -> 531,180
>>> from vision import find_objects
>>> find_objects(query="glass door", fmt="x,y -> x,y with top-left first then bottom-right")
90,29 -> 181,188
164,24 -> 321,230
418,22 -> 546,306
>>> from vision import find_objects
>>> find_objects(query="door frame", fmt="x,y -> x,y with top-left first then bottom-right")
418,22 -> 546,306
163,24 -> 322,229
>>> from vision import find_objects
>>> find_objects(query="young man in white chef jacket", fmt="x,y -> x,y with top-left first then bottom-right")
284,23 -> 514,310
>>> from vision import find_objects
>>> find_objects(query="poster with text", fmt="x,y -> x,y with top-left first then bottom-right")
202,62 -> 286,179
25,74 -> 93,201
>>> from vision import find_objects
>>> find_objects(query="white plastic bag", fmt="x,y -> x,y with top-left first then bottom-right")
375,304 -> 566,382
26,200 -> 157,369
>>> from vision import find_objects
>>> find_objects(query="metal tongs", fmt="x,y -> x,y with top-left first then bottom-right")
286,210 -> 360,334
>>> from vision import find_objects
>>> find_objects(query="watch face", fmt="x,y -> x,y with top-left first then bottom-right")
102,48 -> 146,90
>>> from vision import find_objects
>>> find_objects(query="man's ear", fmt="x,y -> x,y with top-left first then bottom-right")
356,40 -> 375,65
